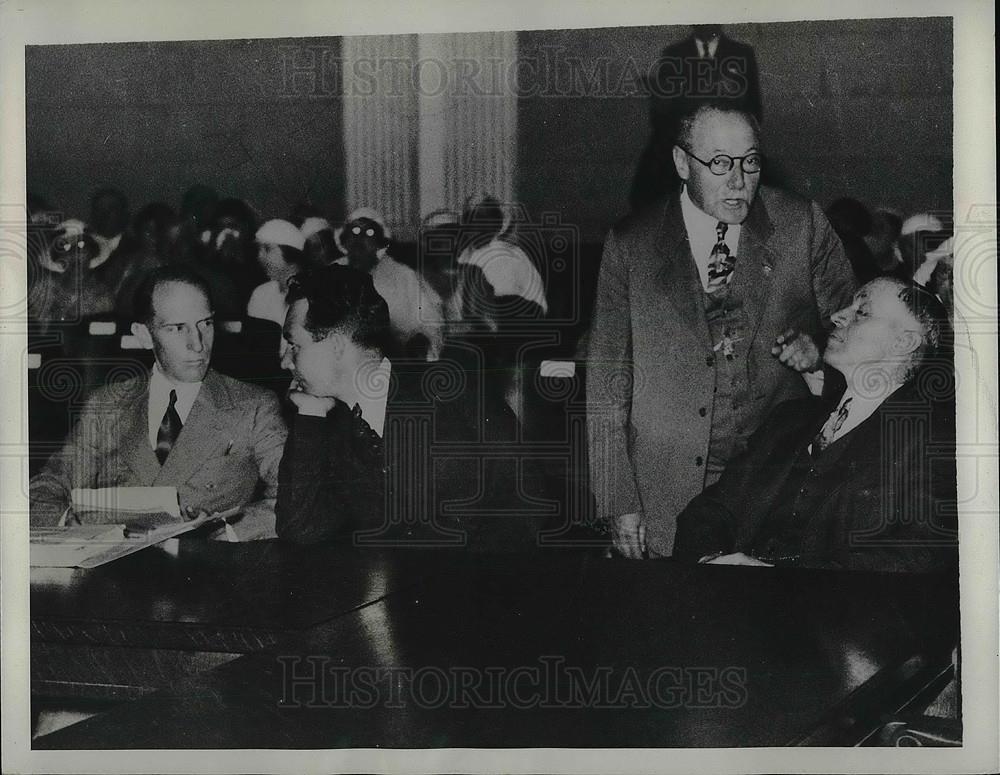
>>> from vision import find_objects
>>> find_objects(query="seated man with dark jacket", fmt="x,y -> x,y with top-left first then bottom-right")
275,265 -> 550,551
673,277 -> 956,572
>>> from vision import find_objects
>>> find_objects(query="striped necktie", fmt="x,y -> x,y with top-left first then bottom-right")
155,389 -> 183,465
812,397 -> 853,457
706,221 -> 736,292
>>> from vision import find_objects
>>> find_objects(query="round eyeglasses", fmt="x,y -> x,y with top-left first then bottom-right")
680,147 -> 763,176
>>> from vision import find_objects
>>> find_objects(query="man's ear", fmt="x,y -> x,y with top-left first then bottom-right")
893,329 -> 923,358
672,145 -> 690,180
131,321 -> 154,350
326,331 -> 348,359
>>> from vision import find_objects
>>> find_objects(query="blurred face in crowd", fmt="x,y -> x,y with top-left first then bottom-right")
673,108 -> 761,224
341,218 -> 384,269
823,278 -> 923,380
213,215 -> 251,264
43,229 -> 97,273
257,242 -> 290,279
133,281 -> 215,383
281,298 -> 342,398
90,191 -> 129,238
304,230 -> 338,269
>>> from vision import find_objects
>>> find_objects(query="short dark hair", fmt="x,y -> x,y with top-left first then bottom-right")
286,266 -> 391,356
132,265 -> 214,324
674,98 -> 761,150
212,197 -> 257,233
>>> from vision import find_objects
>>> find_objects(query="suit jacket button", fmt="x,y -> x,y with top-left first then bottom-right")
705,356 -> 715,367
699,407 -> 707,417
695,456 -> 704,466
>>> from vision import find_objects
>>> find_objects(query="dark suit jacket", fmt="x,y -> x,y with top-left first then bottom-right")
276,359 -> 552,551
673,378 -> 958,572
29,368 -> 287,539
586,187 -> 856,556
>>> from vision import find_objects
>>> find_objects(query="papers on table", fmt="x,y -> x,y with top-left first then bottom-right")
71,486 -> 182,521
32,488 -> 243,568
30,511 -> 230,569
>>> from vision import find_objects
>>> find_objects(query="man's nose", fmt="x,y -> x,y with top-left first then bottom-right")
726,165 -> 746,190
186,327 -> 205,352
830,307 -> 852,327
280,346 -> 294,371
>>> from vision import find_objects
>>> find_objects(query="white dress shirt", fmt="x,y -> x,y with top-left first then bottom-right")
695,36 -> 720,58
680,186 -> 741,291
813,381 -> 904,452
147,363 -> 203,450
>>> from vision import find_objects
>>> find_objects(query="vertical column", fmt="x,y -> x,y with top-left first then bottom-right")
341,34 -> 419,239
342,31 -> 519,233
418,31 -> 518,217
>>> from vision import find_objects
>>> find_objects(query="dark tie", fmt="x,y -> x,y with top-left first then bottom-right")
155,389 -> 183,465
706,221 -> 736,292
812,397 -> 853,457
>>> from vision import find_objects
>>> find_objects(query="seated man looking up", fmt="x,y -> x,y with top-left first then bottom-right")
673,277 -> 956,572
276,265 -> 549,551
29,265 -> 288,539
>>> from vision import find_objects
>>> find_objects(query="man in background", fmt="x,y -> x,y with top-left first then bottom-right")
631,24 -> 762,210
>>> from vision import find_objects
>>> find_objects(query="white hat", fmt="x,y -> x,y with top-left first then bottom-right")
300,216 -> 332,241
55,218 -> 88,238
255,218 -> 305,251
421,210 -> 461,230
913,236 -> 954,286
901,213 -> 944,236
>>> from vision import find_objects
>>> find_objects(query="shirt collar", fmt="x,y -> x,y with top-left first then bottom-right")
824,379 -> 905,443
681,185 -> 721,234
150,362 -> 203,407
680,185 -> 741,254
354,358 -> 391,438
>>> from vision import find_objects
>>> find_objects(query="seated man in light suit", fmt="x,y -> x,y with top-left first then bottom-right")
673,277 -> 957,572
29,265 -> 288,539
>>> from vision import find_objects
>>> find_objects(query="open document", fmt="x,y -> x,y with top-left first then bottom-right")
30,487 -> 240,568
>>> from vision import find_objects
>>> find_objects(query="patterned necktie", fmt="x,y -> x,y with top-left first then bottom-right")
155,389 -> 183,465
812,397 -> 853,456
706,221 -> 736,292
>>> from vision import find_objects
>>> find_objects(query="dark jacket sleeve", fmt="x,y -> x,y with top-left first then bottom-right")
673,398 -> 822,562
275,414 -> 348,544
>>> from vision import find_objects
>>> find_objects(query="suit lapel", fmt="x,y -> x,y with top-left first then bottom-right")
655,195 -> 713,349
732,194 -> 777,347
116,373 -> 162,483
155,369 -> 232,486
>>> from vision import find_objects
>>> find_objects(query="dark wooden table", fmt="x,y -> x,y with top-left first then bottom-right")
32,542 -> 959,748
30,539 -> 421,700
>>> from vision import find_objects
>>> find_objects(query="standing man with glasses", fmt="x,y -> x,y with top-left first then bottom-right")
587,98 -> 855,559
